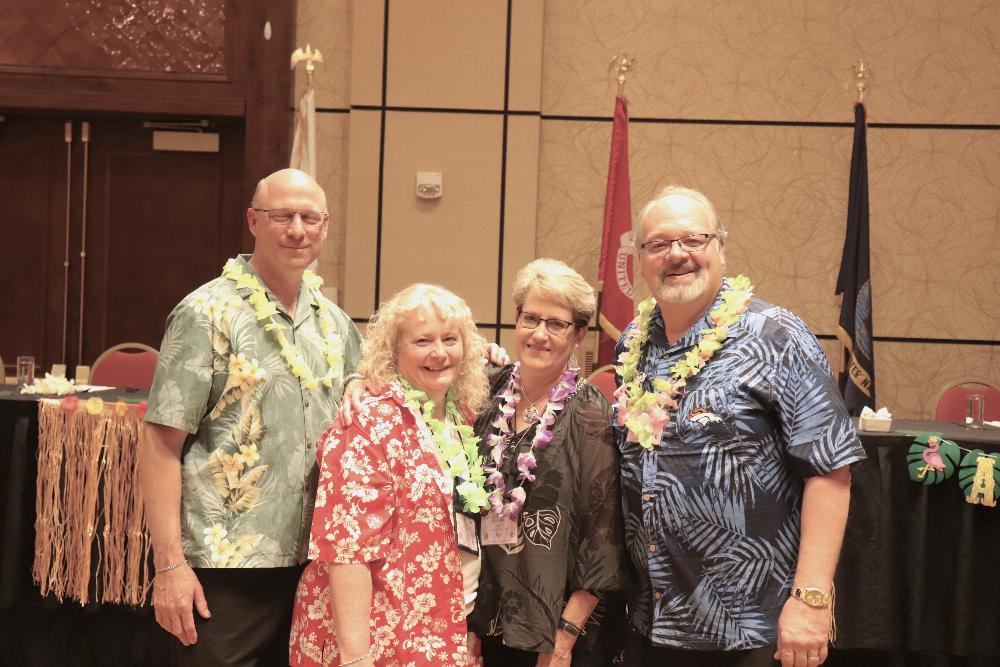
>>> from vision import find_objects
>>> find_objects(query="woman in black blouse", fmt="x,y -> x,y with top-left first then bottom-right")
470,258 -> 625,667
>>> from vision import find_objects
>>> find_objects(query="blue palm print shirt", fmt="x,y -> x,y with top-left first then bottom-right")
613,279 -> 866,650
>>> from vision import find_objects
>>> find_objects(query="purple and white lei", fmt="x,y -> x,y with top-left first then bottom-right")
484,360 -> 580,519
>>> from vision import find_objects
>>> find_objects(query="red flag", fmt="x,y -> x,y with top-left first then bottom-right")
596,96 -> 634,367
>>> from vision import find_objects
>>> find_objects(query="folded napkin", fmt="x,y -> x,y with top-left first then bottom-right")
860,406 -> 892,419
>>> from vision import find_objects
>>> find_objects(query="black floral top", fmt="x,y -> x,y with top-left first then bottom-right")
470,366 -> 626,655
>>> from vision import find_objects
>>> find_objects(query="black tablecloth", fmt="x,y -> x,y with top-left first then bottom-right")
2,399 -> 999,666
0,384 -> 166,667
833,420 -> 1000,663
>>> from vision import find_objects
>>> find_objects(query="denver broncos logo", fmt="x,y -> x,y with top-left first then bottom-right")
688,407 -> 723,425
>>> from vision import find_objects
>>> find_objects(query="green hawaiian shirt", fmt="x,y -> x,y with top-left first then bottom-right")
145,255 -> 362,568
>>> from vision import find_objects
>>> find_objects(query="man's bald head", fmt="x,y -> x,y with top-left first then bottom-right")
250,168 -> 327,211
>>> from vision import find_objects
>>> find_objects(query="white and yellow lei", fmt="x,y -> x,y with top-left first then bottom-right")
615,275 -> 753,450
222,259 -> 345,391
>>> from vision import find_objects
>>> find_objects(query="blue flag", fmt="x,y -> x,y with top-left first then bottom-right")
835,103 -> 875,414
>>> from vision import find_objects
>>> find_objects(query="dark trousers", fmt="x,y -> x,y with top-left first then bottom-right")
166,565 -> 305,667
623,625 -> 777,667
482,635 -> 617,667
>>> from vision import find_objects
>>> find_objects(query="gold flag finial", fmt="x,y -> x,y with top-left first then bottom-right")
610,54 -> 635,96
852,60 -> 871,104
291,44 -> 324,85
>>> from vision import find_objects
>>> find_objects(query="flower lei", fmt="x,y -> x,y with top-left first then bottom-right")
222,259 -> 345,391
484,360 -> 580,519
401,379 -> 490,513
615,275 -> 753,450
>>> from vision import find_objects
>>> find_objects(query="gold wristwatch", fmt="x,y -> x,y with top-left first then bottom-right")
790,586 -> 833,609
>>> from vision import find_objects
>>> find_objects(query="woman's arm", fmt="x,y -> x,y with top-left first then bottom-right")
328,563 -> 376,665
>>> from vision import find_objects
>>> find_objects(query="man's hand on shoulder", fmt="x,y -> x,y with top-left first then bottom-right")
152,565 -> 211,646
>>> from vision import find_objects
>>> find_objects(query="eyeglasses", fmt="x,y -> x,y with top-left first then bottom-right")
253,208 -> 329,228
639,233 -> 720,258
517,311 -> 582,336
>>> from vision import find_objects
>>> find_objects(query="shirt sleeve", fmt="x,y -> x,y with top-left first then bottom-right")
310,408 -> 398,564
774,325 -> 867,478
144,298 -> 213,434
568,386 -> 626,597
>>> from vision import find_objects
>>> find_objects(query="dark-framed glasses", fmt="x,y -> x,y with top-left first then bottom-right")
639,233 -> 720,258
517,311 -> 582,336
253,208 -> 329,228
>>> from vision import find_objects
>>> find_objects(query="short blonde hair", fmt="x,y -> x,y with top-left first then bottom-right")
634,185 -> 726,250
511,258 -> 596,325
358,284 -> 489,412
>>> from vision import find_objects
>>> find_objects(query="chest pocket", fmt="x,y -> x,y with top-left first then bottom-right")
675,378 -> 742,445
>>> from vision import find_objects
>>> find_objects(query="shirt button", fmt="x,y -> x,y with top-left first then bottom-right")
654,591 -> 662,600
304,400 -> 310,408
648,544 -> 657,553
641,494 -> 652,502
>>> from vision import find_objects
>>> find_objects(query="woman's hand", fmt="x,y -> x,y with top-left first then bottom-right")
486,343 -> 510,367
535,651 -> 571,667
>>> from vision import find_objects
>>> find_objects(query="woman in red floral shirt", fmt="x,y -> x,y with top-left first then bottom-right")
290,284 -> 490,667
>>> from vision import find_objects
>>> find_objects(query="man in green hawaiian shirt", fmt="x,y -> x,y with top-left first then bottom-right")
139,168 -> 363,666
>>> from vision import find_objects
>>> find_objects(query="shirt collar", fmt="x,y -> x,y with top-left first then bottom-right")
232,254 -> 320,324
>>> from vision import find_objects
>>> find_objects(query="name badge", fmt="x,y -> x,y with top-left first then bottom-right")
480,511 -> 519,546
455,513 -> 479,555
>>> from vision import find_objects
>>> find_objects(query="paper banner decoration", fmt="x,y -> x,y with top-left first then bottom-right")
907,433 -> 961,485
959,450 -> 999,508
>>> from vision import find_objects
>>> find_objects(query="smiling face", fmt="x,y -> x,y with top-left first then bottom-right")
515,290 -> 585,378
247,169 -> 329,278
396,307 -> 464,404
638,193 -> 726,307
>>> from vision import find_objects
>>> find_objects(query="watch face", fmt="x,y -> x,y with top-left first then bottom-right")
798,588 -> 829,607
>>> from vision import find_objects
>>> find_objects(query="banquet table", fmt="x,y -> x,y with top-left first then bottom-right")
831,420 -> 1000,666
0,384 -> 166,667
2,392 -> 999,665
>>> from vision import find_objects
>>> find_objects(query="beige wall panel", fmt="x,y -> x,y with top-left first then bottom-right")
379,112 -> 503,324
499,328 -> 519,360
500,115 -> 542,324
868,128 -> 1000,341
538,118 -> 858,336
314,112 -> 351,297
349,0 -> 385,106
386,1 -> 507,109
541,0 -> 1000,123
343,110 -> 383,319
876,342 -> 1000,419
295,0 -> 352,108
509,0 -> 545,111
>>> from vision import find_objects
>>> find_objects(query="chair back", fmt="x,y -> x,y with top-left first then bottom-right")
90,343 -> 159,390
587,364 -> 618,404
933,380 -> 1000,422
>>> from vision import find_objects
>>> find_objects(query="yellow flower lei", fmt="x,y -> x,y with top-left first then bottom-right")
222,259 -> 345,391
615,275 -> 753,450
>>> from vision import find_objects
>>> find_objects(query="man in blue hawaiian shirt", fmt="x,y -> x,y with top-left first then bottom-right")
615,186 -> 866,667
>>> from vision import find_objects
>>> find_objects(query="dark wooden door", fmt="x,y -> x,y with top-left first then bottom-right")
0,114 -> 247,373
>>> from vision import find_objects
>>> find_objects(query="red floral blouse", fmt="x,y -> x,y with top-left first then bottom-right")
290,382 -> 471,667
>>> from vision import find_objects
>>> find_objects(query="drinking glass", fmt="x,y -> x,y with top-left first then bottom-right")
966,393 -> 985,428
16,356 -> 36,386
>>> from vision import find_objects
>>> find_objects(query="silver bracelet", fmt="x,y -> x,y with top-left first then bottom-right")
339,649 -> 371,666
154,559 -> 189,574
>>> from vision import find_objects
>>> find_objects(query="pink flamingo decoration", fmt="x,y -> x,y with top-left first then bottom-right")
917,436 -> 946,479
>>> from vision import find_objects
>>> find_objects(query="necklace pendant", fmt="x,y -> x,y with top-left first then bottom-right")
522,403 -> 540,424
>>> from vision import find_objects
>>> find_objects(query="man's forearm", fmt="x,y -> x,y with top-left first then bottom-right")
139,422 -> 187,567
793,466 -> 852,589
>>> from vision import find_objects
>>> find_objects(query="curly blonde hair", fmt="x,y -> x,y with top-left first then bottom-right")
357,283 -> 489,412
